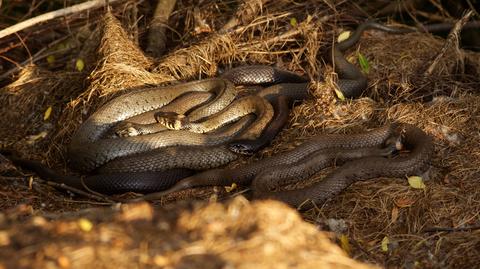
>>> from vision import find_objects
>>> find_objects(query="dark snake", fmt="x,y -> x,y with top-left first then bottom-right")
9,21 -> 443,200
139,123 -> 432,206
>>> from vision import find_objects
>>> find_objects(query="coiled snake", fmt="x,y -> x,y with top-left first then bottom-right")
10,22 -> 437,207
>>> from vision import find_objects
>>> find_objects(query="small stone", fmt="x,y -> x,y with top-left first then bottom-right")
325,218 -> 348,234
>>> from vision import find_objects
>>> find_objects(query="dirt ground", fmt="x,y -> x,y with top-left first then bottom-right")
1,1 -> 480,268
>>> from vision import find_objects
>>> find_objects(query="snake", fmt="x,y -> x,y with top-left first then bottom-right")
69,78 -> 242,172
67,22 -> 425,173
155,95 -> 274,138
252,124 -> 433,209
10,77 -> 308,193
327,20 -> 480,97
111,91 -> 215,137
138,123 -> 433,208
11,21 -> 447,195
140,124 -> 401,196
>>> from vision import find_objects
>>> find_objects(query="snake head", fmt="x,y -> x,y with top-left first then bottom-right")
228,141 -> 258,155
383,132 -> 404,155
154,112 -> 187,130
114,122 -> 141,137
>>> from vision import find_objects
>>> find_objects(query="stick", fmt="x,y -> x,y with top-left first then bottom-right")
375,0 -> 425,17
424,10 -> 474,76
43,180 -> 117,204
0,35 -> 71,81
0,0 -> 125,40
423,225 -> 480,233
219,0 -> 272,33
146,0 -> 177,57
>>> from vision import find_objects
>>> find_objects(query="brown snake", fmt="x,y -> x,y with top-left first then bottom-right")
137,123 -> 433,208
10,21 -> 444,198
252,124 -> 433,208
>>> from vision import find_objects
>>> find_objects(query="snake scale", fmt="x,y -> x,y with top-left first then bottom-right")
9,21 -> 439,206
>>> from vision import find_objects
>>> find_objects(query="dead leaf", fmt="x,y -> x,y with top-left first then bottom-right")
338,31 -> 351,43
225,183 -> 237,193
339,234 -> 351,256
57,255 -> 70,268
334,87 -> 346,100
44,106 -> 52,121
381,236 -> 389,252
119,203 -> 153,222
394,197 -> 415,208
26,131 -> 48,144
391,206 -> 399,223
0,231 -> 10,246
78,218 -> 93,232
408,176 -> 426,189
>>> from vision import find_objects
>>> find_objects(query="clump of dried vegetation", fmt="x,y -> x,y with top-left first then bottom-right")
0,0 -> 479,268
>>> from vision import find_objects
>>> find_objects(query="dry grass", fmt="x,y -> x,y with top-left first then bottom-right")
0,0 -> 480,268
0,198 -> 378,269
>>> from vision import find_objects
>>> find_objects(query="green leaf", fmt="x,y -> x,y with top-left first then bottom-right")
337,31 -> 351,43
290,17 -> 297,27
76,58 -> 85,72
408,176 -> 426,189
56,43 -> 67,50
357,53 -> 370,74
46,55 -> 55,65
381,236 -> 390,252
334,87 -> 346,101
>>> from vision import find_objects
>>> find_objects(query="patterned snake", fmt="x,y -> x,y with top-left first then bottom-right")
138,123 -> 433,208
10,22 -> 438,203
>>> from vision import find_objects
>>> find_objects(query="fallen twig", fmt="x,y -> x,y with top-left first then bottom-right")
424,10 -> 474,76
0,0 -> 125,40
0,35 -> 72,81
220,0 -> 272,33
423,225 -> 480,233
43,180 -> 117,204
146,0 -> 177,57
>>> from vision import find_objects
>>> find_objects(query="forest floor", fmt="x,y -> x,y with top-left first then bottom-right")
0,1 -> 479,268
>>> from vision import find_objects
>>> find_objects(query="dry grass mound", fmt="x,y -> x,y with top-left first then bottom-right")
0,197 -> 377,269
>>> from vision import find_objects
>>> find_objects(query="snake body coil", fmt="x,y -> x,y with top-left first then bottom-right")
153,124 -> 400,194
14,21 -> 442,196
62,67 -> 308,192
253,124 -> 433,208
142,124 -> 432,209
68,22 -> 422,174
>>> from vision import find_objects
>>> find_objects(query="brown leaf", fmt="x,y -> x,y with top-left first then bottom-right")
394,197 -> 415,208
391,206 -> 399,223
